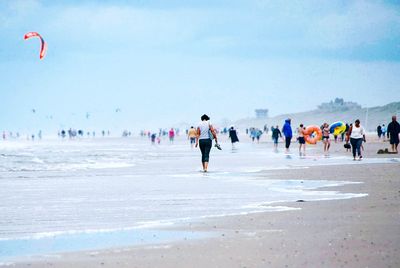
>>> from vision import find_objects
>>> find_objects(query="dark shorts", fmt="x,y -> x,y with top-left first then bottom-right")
323,136 -> 330,140
298,137 -> 305,144
273,137 -> 278,144
190,137 -> 196,144
390,135 -> 399,145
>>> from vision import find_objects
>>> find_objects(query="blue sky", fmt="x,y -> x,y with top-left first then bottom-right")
1,0 -> 399,132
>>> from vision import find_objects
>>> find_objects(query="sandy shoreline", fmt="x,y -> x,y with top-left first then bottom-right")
4,140 -> 400,268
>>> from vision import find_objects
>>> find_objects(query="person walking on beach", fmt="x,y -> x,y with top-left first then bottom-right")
381,124 -> 387,141
387,115 -> 400,153
169,128 -> 175,144
250,128 -> 256,142
150,133 -> 157,144
322,123 -> 331,155
282,119 -> 293,153
297,124 -> 306,156
346,119 -> 366,160
272,125 -> 282,150
229,126 -> 239,148
255,129 -> 263,143
196,114 -> 219,172
377,125 -> 382,140
188,126 -> 197,148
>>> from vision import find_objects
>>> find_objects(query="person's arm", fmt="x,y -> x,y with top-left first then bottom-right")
195,128 -> 200,147
362,127 -> 366,142
210,125 -> 218,143
387,123 -> 392,139
346,126 -> 352,142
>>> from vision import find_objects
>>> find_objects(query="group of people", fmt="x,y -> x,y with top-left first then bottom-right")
284,119 -> 366,160
376,120 -> 400,150
142,128 -> 180,145
247,128 -> 263,143
376,124 -> 387,140
57,129 -> 111,138
2,131 -> 41,141
193,115 -> 400,172
272,116 -> 399,160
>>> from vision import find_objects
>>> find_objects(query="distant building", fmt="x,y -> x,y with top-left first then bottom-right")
255,109 -> 269,118
318,98 -> 361,112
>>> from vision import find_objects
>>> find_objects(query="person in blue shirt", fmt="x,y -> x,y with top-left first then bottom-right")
282,119 -> 293,153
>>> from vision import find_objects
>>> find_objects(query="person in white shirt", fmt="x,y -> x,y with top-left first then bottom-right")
346,119 -> 366,160
195,114 -> 219,172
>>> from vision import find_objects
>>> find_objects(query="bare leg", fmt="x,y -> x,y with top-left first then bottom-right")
204,162 -> 209,172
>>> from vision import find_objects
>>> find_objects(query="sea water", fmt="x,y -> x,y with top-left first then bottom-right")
0,137 -> 396,261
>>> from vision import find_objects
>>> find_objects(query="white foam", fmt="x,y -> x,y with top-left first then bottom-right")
0,138 -> 396,245
0,262 -> 15,267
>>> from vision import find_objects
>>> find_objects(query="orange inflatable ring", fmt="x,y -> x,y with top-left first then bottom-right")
304,125 -> 322,144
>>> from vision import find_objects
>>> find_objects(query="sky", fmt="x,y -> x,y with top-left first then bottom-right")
1,0 -> 400,132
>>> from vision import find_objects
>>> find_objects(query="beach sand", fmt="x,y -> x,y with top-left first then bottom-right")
5,140 -> 400,268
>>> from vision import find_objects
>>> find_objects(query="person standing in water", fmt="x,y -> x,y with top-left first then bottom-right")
282,119 -> 293,153
387,115 -> 400,153
272,125 -> 282,150
297,124 -> 306,156
346,119 -> 366,160
377,125 -> 382,140
228,126 -> 239,148
195,114 -> 219,172
322,122 -> 331,155
381,124 -> 387,141
187,126 -> 197,148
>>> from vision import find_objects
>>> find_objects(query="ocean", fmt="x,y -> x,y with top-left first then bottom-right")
0,136 -> 396,261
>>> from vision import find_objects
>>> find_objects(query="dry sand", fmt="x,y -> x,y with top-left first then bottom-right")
5,140 -> 400,268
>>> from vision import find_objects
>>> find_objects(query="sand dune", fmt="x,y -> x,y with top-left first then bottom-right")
236,101 -> 400,132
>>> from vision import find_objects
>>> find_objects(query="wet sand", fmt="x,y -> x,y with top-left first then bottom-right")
5,139 -> 400,268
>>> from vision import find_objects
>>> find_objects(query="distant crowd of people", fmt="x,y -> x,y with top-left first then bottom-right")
1,115 -> 399,172
242,116 -> 400,161
2,130 -> 42,141
57,129 -> 112,139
